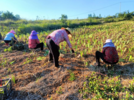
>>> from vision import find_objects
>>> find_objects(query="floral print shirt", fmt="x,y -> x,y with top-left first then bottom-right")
47,29 -> 72,48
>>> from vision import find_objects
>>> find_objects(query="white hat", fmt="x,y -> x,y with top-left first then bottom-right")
65,27 -> 71,33
105,39 -> 112,43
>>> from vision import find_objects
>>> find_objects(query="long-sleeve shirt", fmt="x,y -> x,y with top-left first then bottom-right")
4,33 -> 17,41
102,47 -> 119,63
28,39 -> 40,49
47,29 -> 72,48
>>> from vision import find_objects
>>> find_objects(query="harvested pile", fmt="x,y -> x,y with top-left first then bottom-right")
11,42 -> 25,50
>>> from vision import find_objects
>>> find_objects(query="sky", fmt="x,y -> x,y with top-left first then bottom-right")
0,0 -> 134,20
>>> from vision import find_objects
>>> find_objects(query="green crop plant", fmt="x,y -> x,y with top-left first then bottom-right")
0,88 -> 4,97
9,61 -> 15,65
84,49 -> 87,55
37,56 -> 44,61
129,79 -> 134,92
56,86 -> 63,94
84,61 -> 88,67
80,51 -> 83,57
129,55 -> 133,62
124,48 -> 127,53
4,48 -> 7,52
121,49 -> 124,56
0,58 -> 8,67
68,70 -> 76,81
122,86 -> 126,92
44,50 -> 49,56
124,91 -> 132,100
23,58 -> 33,65
4,47 -> 12,52
78,73 -> 134,99
36,77 -> 42,83
7,68 -> 11,73
50,96 -> 53,100
129,48 -> 133,52
11,75 -> 16,84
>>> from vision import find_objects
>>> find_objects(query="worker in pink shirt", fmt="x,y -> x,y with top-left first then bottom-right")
28,30 -> 44,51
46,28 -> 74,68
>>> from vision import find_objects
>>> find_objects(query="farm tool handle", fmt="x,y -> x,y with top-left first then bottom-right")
0,78 -> 11,88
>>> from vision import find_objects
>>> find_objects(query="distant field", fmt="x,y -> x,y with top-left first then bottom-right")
70,21 -> 134,63
15,20 -> 134,63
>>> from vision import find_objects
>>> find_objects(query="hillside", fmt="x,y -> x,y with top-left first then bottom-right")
0,20 -> 134,100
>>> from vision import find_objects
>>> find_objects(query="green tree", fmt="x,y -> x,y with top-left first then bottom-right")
0,11 -> 3,20
118,11 -> 132,20
131,11 -> 134,16
88,14 -> 92,18
99,14 -> 101,18
0,11 -> 3,16
93,13 -> 96,18
60,14 -> 68,24
1,11 -> 15,20
15,14 -> 20,20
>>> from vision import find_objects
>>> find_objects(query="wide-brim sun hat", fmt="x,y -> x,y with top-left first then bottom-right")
105,39 -> 112,43
9,30 -> 16,34
65,27 -> 71,33
65,28 -> 72,39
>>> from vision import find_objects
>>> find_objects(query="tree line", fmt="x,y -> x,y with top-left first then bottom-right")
0,11 -> 20,20
88,11 -> 134,20
0,10 -> 134,22
0,10 -> 134,35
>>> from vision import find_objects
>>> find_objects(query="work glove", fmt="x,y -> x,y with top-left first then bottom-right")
72,49 -> 74,53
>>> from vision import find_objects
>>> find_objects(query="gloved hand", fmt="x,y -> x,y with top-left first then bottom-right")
72,49 -> 74,53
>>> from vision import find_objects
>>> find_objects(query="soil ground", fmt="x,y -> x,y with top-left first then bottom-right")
0,41 -> 134,100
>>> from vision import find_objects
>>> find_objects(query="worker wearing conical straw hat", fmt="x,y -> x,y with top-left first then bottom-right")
95,39 -> 119,67
46,27 -> 74,68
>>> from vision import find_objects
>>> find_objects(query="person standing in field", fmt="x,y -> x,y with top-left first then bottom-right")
46,27 -> 74,68
95,39 -> 119,66
28,30 -> 44,51
4,30 -> 17,46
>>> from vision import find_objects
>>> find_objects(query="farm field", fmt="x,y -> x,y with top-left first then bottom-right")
0,20 -> 134,99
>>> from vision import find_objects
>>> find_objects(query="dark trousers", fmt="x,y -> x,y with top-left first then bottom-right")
34,42 -> 44,51
95,51 -> 117,66
4,40 -> 16,45
4,40 -> 11,43
46,38 -> 59,67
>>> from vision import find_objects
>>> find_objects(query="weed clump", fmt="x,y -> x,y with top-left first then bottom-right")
69,70 -> 76,81
79,72 -> 134,99
11,42 -> 25,50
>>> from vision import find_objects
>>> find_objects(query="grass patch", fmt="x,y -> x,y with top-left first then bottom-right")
79,72 -> 134,99
36,56 -> 44,61
23,58 -> 33,65
11,75 -> 15,84
56,86 -> 63,94
69,70 -> 76,81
